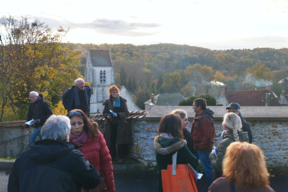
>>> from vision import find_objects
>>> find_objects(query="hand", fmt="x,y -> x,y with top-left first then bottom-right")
107,114 -> 111,119
25,128 -> 29,133
35,119 -> 41,123
210,150 -> 216,156
113,113 -> 117,117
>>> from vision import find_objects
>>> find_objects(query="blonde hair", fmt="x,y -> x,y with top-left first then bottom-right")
222,112 -> 242,141
223,142 -> 270,190
170,109 -> 187,119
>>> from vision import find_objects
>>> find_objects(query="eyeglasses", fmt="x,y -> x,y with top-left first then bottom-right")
112,91 -> 118,94
68,111 -> 83,118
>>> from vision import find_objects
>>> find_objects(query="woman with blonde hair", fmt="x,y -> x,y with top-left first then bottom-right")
170,109 -> 197,156
209,112 -> 248,180
208,142 -> 275,192
103,85 -> 129,164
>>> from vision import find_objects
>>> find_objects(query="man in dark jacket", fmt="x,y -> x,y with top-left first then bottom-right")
62,78 -> 91,116
191,98 -> 215,189
226,102 -> 253,143
8,115 -> 100,192
25,91 -> 53,146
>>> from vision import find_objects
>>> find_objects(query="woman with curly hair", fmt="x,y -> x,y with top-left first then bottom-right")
208,142 -> 275,192
103,85 -> 129,164
68,109 -> 115,192
209,112 -> 249,180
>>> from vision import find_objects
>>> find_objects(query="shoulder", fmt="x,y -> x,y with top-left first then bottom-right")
103,99 -> 109,105
120,96 -> 127,102
85,86 -> 91,90
209,177 -> 230,191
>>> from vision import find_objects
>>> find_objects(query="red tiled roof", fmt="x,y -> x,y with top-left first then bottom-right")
90,110 -> 148,121
226,90 -> 280,106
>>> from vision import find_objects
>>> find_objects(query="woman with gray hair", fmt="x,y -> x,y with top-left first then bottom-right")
209,112 -> 249,180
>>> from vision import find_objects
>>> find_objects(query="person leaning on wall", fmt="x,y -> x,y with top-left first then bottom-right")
103,85 -> 130,164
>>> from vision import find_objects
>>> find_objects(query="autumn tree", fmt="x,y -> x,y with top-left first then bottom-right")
184,64 -> 214,96
161,71 -> 182,93
0,16 -> 82,121
246,62 -> 272,80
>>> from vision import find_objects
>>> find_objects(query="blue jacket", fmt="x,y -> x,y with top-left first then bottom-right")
62,85 -> 91,113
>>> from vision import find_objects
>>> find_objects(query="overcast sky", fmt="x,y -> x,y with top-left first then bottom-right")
1,0 -> 288,50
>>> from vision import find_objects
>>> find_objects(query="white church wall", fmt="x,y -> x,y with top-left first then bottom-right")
120,86 -> 141,111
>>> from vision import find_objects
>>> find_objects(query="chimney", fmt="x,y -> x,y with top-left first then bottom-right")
266,85 -> 272,92
221,85 -> 227,95
151,93 -> 155,103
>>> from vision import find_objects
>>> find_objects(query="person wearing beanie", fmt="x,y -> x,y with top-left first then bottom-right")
209,113 -> 249,181
226,102 -> 253,143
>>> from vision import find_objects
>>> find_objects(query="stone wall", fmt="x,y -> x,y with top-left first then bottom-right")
1,106 -> 288,171
0,121 -> 35,158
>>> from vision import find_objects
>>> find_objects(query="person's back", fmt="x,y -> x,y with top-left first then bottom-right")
8,115 -> 100,192
208,142 -> 275,192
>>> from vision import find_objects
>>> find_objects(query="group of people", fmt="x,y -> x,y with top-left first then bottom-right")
10,78 -> 129,192
155,98 -> 274,192
8,78 -> 275,192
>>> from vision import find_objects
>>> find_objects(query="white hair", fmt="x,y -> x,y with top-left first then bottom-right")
30,91 -> 39,97
75,78 -> 85,85
41,115 -> 71,141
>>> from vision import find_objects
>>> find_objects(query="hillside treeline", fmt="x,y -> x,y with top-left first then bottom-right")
68,43 -> 288,109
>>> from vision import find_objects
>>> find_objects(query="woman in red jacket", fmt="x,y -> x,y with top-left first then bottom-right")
68,109 -> 115,192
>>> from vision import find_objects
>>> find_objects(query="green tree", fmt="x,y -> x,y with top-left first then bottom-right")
120,66 -> 127,86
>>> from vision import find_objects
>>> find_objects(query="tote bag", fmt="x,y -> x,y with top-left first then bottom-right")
161,151 -> 198,192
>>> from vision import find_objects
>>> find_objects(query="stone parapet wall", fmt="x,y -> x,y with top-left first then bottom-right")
129,118 -> 288,169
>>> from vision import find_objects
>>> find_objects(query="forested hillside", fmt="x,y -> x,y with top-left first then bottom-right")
68,43 -> 288,109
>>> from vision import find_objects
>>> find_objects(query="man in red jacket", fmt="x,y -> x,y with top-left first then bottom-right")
191,98 -> 215,190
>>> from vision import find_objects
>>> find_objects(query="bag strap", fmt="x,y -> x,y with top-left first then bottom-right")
172,151 -> 178,175
229,181 -> 235,192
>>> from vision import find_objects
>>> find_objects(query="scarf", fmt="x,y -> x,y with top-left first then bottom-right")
108,95 -> 120,110
69,130 -> 88,146
74,86 -> 89,112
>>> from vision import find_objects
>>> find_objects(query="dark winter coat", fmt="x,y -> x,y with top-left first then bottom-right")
183,128 -> 197,156
103,96 -> 130,147
155,136 -> 198,192
209,131 -> 249,180
239,113 -> 253,143
191,108 -> 215,152
26,94 -> 53,128
62,85 -> 91,115
8,139 -> 100,192
208,177 -> 275,192
75,132 -> 115,192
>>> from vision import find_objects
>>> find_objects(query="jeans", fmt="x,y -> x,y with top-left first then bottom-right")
197,149 -> 213,188
29,125 -> 42,146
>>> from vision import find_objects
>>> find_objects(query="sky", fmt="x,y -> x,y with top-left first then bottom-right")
1,0 -> 288,50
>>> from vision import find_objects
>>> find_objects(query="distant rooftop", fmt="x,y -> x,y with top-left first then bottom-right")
90,50 -> 112,67
226,90 -> 280,106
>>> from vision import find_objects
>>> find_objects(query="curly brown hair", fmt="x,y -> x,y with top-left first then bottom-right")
223,142 -> 270,190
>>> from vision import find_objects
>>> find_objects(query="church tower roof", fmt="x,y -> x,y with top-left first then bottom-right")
89,50 -> 113,67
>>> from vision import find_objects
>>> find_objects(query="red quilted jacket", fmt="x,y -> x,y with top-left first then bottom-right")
78,132 -> 115,192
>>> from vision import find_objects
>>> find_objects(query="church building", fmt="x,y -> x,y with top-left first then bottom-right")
85,49 -> 140,113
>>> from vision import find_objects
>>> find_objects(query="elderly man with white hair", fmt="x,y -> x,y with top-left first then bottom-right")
25,91 -> 53,146
62,78 -> 91,116
8,115 -> 100,192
